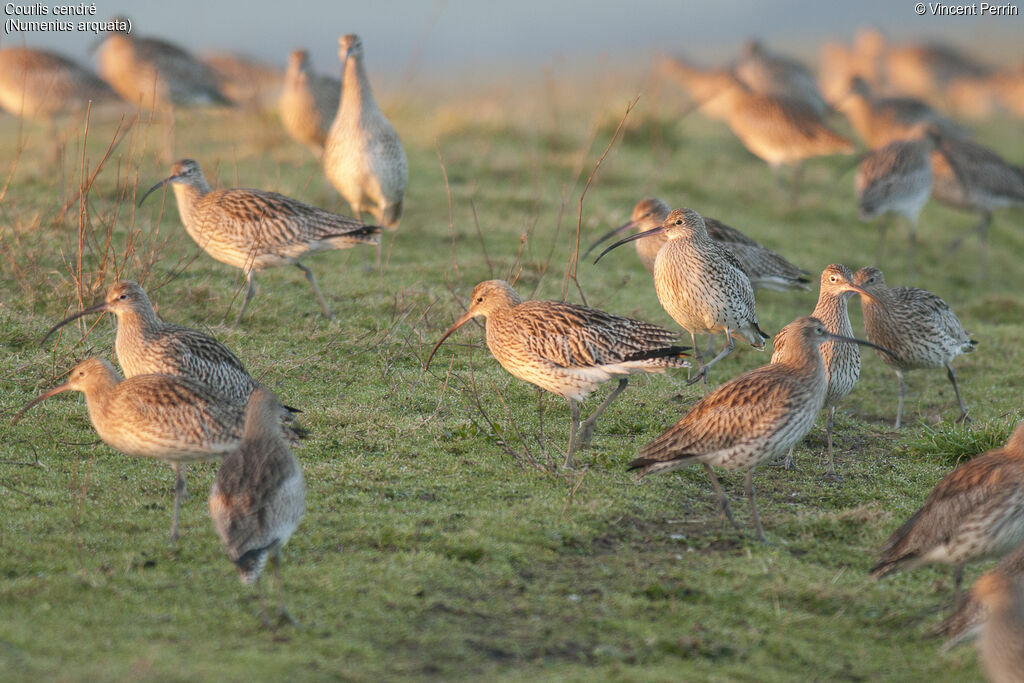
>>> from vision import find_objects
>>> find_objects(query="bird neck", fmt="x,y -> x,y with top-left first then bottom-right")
81,370 -> 122,425
341,54 -> 378,115
171,180 -> 208,226
811,293 -> 852,335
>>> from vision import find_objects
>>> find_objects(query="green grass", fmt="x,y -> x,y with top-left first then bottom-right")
1,77 -> 1022,681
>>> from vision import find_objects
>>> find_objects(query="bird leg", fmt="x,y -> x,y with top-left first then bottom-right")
788,162 -> 806,207
578,379 -> 628,449
564,399 -> 581,469
687,330 -> 735,388
876,215 -> 890,265
703,463 -> 740,533
744,468 -> 767,543
954,564 -> 965,607
821,406 -> 843,481
255,577 -> 274,630
946,364 -> 971,425
295,262 -> 333,319
233,271 -> 257,328
272,552 -> 298,627
169,462 -> 187,543
780,447 -> 796,470
895,370 -> 907,429
536,388 -> 545,444
688,330 -> 703,382
976,211 -> 992,281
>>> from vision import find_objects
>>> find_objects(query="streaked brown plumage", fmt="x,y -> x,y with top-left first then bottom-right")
95,18 -> 232,110
279,49 -> 340,154
856,135 -> 934,252
13,357 -> 246,542
210,389 -> 305,627
424,280 -> 691,468
838,76 -> 966,149
872,423 -> 1024,601
973,570 -> 1024,683
937,543 -> 1024,651
734,40 -> 828,115
595,208 -> 768,389
586,198 -> 810,292
0,47 -> 118,121
775,265 -> 879,477
202,52 -> 281,111
629,316 -> 890,542
323,34 -> 407,229
657,54 -> 736,122
138,159 -> 380,325
854,266 -> 975,428
885,42 -> 990,102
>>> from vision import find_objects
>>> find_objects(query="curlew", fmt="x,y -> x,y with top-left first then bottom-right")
323,34 -> 407,230
853,266 -> 975,428
595,208 -> 768,389
775,265 -> 880,477
279,49 -> 340,155
13,357 -> 246,542
40,281 -> 300,427
657,54 -> 737,122
202,52 -> 282,112
973,570 -> 1024,683
734,40 -> 828,115
872,422 -> 1024,602
855,134 -> 934,256
628,316 -> 893,542
138,159 -> 380,325
95,18 -> 232,110
586,198 -> 810,292
210,389 -> 305,628
0,47 -> 119,123
837,76 -> 966,149
424,280 -> 691,468
937,543 -> 1024,651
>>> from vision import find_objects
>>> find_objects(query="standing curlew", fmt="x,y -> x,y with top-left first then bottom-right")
775,265 -> 880,477
279,49 -> 340,155
586,198 -> 810,292
95,17 -> 232,110
855,135 -> 934,257
202,52 -> 282,112
871,422 -> 1024,602
853,266 -> 975,428
595,207 -> 768,389
0,47 -> 119,123
13,358 -> 246,542
657,54 -> 737,122
837,76 -> 965,149
40,281 -> 300,427
323,34 -> 407,229
210,389 -> 305,628
734,40 -> 828,115
138,159 -> 380,325
937,543 -> 1024,651
628,317 -> 893,542
424,280 -> 691,468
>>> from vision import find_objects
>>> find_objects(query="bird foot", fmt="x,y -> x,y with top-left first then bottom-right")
956,412 -> 972,425
685,369 -> 707,387
818,470 -> 844,483
577,421 -> 596,449
277,607 -> 299,628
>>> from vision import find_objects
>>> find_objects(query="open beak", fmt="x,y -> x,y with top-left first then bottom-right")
137,174 -> 180,208
593,225 -> 666,265
424,309 -> 477,371
11,382 -> 74,425
582,220 -> 635,260
825,331 -> 899,361
40,301 -> 109,346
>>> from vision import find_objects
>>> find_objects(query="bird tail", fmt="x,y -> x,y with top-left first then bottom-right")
624,345 -> 693,369
327,223 -> 382,246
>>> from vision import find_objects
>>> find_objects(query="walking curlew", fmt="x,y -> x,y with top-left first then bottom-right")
937,543 -> 1024,651
424,280 -> 691,468
628,316 -> 894,542
95,17 -> 232,110
0,47 -> 119,123
323,34 -> 407,229
40,281 -> 300,427
595,207 -> 768,389
138,159 -> 381,325
279,49 -> 340,155
853,266 -> 975,428
586,198 -> 810,292
775,265 -> 880,477
210,389 -> 305,628
13,357 -> 246,542
734,40 -> 828,115
872,422 -> 1024,602
855,135 -> 934,256
837,76 -> 966,149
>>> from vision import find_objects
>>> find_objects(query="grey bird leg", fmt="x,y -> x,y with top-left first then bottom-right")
295,262 -> 333,319
170,462 -> 187,543
781,446 -> 796,470
256,578 -> 273,629
876,215 -> 889,265
272,552 -> 298,627
688,330 -> 703,382
564,399 -> 581,469
954,564 -> 965,606
233,270 -> 257,328
744,469 -> 767,543
821,406 -> 843,481
578,378 -> 628,448
976,211 -> 991,281
895,370 -> 907,429
946,364 -> 971,424
703,334 -> 716,359
703,463 -> 740,533
688,329 -> 735,388
789,162 -> 805,207
536,388 -> 545,444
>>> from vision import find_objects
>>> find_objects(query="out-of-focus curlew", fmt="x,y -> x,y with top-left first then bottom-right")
202,51 -> 281,111
734,40 -> 828,115
837,76 -> 966,149
138,159 -> 380,325
0,47 -> 119,122
279,49 -> 340,155
424,280 -> 691,468
856,135 -> 934,256
937,543 -> 1024,651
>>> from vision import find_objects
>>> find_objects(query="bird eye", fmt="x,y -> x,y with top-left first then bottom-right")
476,297 -> 483,303
829,276 -> 838,282
675,220 -> 682,225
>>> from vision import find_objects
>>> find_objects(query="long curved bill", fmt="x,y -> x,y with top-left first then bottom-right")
11,382 -> 74,425
593,225 -> 665,265
826,331 -> 899,361
424,310 -> 477,371
137,174 -> 178,208
582,220 -> 635,260
40,301 -> 109,346
838,282 -> 882,306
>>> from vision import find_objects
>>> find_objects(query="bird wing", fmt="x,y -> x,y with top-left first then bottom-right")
703,217 -> 760,246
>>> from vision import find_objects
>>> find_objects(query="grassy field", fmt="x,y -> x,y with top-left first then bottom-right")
1,72 -> 1023,681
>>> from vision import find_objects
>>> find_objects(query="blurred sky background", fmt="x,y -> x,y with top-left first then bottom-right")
2,0 -> 1022,84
